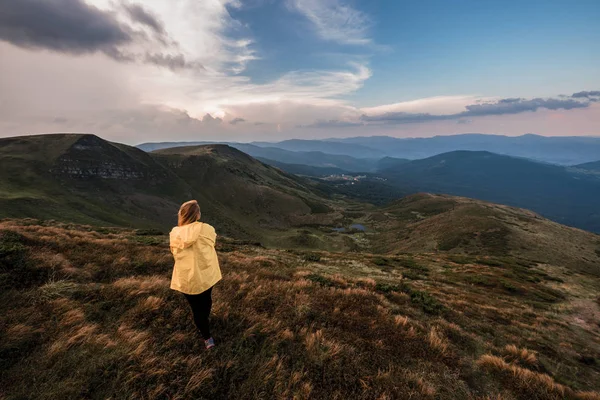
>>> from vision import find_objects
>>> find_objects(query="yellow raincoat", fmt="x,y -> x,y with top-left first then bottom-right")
169,222 -> 222,295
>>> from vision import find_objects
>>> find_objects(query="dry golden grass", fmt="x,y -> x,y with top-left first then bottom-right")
504,344 -> 538,366
1,219 -> 599,399
427,326 -> 449,355
477,354 -> 600,400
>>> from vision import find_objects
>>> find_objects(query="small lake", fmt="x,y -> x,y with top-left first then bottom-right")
332,224 -> 367,232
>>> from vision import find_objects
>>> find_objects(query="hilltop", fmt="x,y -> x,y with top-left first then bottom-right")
366,193 -> 600,276
139,141 -> 384,173
151,144 -> 350,247
0,134 -> 191,228
1,218 -> 598,399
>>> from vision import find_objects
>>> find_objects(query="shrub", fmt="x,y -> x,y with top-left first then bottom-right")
402,270 -> 425,280
303,252 -> 321,262
447,255 -> 473,265
501,280 -> 519,293
129,236 -> 164,246
0,230 -> 28,270
410,290 -> 446,315
375,283 -> 403,293
477,258 -> 504,267
306,273 -> 334,287
135,228 -> 164,236
464,274 -> 496,287
372,257 -> 389,266
0,230 -> 49,289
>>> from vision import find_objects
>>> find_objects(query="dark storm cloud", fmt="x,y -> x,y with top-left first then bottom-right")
123,3 -> 165,35
230,118 -> 246,125
0,0 -> 133,56
497,98 -> 523,103
572,90 -> 600,100
359,96 -> 592,124
0,0 -> 201,70
463,97 -> 587,116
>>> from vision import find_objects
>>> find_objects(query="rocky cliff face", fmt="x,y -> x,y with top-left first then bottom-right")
50,135 -> 166,180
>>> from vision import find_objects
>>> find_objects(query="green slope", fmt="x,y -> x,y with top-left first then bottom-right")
379,151 -> 600,233
0,134 -> 193,228
1,135 -> 351,248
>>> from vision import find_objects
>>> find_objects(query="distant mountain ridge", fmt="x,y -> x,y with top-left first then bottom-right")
324,134 -> 600,165
4,134 -> 600,236
378,150 -> 600,232
575,160 -> 600,171
138,133 -> 600,166
138,141 -> 386,172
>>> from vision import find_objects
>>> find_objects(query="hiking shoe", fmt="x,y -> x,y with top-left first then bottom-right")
204,337 -> 215,349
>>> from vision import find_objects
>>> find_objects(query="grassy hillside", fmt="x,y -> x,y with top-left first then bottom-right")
0,134 -> 192,229
379,151 -> 600,233
1,219 -> 599,399
366,193 -> 600,276
0,135 -> 356,248
151,144 -> 353,247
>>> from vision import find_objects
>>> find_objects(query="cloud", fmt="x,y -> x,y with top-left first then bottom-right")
143,52 -> 203,71
287,0 -> 371,45
230,117 -> 245,125
463,97 -> 588,116
0,0 -> 200,69
201,113 -> 223,124
572,90 -> 600,100
359,96 -> 593,124
123,3 -> 165,35
1,0 -> 597,142
299,119 -> 364,128
361,95 -> 488,116
0,0 -> 132,56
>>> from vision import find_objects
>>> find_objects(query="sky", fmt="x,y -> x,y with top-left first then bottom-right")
0,0 -> 599,144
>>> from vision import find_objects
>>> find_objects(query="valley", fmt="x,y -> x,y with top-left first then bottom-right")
138,135 -> 600,234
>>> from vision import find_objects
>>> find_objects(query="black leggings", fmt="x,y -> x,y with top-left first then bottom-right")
183,287 -> 213,340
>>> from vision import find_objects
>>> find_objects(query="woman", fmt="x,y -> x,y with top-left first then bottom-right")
170,200 -> 222,349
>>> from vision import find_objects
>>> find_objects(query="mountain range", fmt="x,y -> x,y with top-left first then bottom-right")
139,133 -> 600,165
4,134 -> 600,235
377,151 -> 600,233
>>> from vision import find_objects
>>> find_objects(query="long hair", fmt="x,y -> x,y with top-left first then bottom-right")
178,200 -> 201,226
